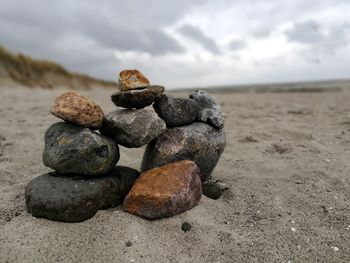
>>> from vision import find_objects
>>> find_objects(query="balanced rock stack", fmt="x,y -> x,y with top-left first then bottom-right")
25,69 -> 226,222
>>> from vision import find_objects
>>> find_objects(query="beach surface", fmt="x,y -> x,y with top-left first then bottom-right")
0,85 -> 349,262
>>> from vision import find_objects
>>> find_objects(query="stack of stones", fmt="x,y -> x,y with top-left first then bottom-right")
25,69 -> 226,222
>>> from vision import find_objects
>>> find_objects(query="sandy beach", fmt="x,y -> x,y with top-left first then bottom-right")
0,85 -> 349,262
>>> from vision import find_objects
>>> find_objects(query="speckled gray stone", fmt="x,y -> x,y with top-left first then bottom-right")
111,85 -> 164,109
189,90 -> 224,129
43,122 -> 119,176
153,94 -> 199,127
25,166 -> 140,222
141,122 -> 226,182
100,109 -> 166,148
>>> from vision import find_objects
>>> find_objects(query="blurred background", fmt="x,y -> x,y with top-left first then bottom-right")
0,0 -> 350,89
1,3 -> 350,262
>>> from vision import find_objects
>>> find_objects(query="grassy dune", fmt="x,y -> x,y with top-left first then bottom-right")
0,45 -> 116,89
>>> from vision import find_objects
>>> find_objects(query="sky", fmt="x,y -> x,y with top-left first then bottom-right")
0,0 -> 349,88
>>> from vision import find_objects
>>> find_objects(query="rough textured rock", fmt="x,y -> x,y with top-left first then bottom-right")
100,109 -> 166,148
43,122 -> 119,176
111,85 -> 164,109
25,166 -> 140,222
123,160 -> 202,219
118,69 -> 150,91
189,90 -> 224,129
141,122 -> 225,182
51,92 -> 104,129
153,94 -> 199,127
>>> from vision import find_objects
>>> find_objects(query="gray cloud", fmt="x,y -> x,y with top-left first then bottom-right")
286,20 -> 350,54
0,0 -> 200,79
253,28 -> 271,38
286,20 -> 323,44
0,0 -> 188,55
0,0 -> 349,87
228,40 -> 246,51
84,24 -> 184,55
178,24 -> 220,54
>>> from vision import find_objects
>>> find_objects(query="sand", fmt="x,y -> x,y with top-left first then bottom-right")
0,85 -> 349,262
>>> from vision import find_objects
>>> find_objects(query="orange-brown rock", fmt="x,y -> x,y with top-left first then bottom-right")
118,69 -> 150,91
123,160 -> 202,219
51,92 -> 104,129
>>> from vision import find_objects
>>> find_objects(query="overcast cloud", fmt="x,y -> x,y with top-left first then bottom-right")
0,0 -> 349,88
178,24 -> 220,54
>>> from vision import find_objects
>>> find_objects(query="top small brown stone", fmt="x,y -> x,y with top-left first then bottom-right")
118,69 -> 150,91
51,91 -> 104,129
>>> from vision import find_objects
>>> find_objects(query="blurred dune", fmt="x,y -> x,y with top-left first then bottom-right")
1,45 -> 350,93
0,45 -> 116,89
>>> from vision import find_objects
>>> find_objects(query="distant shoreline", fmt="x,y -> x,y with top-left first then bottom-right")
174,78 -> 350,93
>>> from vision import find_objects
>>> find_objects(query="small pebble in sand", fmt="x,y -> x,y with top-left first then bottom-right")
202,181 -> 226,200
125,241 -> 133,247
181,222 -> 192,232
331,246 -> 339,252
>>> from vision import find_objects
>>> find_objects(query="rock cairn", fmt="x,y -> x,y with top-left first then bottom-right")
25,69 -> 226,222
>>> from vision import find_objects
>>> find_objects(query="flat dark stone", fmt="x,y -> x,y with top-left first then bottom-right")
43,122 -> 119,176
153,94 -> 199,127
25,166 -> 140,222
111,85 -> 164,109
141,122 -> 226,182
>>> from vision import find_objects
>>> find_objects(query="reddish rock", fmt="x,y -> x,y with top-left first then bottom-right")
123,160 -> 202,219
118,69 -> 150,91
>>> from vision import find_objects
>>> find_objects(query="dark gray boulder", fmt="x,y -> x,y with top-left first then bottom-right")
111,85 -> 164,109
153,94 -> 199,127
43,122 -> 119,176
141,122 -> 225,182
100,109 -> 166,148
189,90 -> 224,129
25,166 -> 140,222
